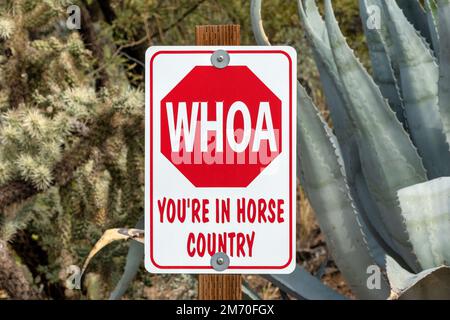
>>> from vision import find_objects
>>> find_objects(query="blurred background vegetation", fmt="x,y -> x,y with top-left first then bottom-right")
0,0 -> 368,300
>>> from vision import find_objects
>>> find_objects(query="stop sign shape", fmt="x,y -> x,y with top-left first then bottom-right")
160,65 -> 282,187
146,47 -> 296,274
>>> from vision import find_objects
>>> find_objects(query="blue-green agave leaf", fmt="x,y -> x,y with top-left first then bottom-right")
297,0 -> 358,182
359,0 -> 406,125
298,0 -> 397,261
109,216 -> 144,300
298,0 -> 354,146
242,280 -> 262,300
324,0 -> 427,272
360,0 -> 401,80
386,256 -> 450,299
397,178 -> 450,269
437,0 -> 450,146
298,83 -> 390,299
250,0 -> 271,46
264,264 -> 347,300
396,0 -> 434,51
425,0 -> 440,57
383,1 -> 450,179
353,172 -> 408,269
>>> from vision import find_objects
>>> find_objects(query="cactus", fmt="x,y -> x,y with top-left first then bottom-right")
251,0 -> 450,299
0,1 -> 146,298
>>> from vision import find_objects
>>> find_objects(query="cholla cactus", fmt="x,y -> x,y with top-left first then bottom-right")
252,0 -> 450,299
0,17 -> 14,39
0,0 -> 145,299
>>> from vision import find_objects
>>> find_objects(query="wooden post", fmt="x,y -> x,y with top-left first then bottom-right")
195,25 -> 240,46
196,24 -> 242,300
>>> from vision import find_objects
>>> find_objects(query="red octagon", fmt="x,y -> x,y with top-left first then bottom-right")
160,66 -> 281,187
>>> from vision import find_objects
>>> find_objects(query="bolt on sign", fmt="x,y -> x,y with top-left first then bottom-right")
145,46 -> 297,274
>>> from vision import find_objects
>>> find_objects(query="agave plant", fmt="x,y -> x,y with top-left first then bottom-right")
251,0 -> 450,299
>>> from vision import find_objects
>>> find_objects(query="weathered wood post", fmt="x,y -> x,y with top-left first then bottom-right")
195,24 -> 242,300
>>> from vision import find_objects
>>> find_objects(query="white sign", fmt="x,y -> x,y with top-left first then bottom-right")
145,46 -> 297,274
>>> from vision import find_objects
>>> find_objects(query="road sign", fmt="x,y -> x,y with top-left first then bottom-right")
145,46 -> 297,274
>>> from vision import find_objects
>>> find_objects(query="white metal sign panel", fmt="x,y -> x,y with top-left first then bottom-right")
145,46 -> 297,274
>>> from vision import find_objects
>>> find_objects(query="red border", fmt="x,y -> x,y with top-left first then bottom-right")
149,50 -> 293,270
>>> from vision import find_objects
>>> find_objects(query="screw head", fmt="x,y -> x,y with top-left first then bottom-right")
211,50 -> 229,69
210,252 -> 229,271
